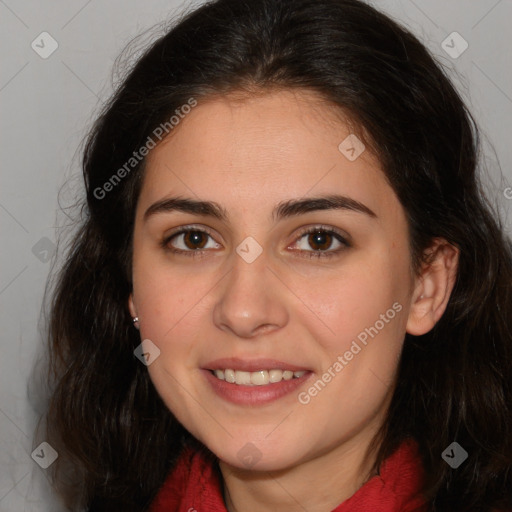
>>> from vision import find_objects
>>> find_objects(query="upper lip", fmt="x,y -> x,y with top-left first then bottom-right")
204,357 -> 311,372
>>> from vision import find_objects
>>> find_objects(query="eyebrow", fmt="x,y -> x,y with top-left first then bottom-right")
143,194 -> 377,223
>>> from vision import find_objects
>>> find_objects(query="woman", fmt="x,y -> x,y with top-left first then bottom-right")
41,0 -> 512,510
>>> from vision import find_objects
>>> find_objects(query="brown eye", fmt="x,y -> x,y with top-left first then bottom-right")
182,231 -> 209,250
163,227 -> 221,255
307,231 -> 334,251
290,226 -> 350,260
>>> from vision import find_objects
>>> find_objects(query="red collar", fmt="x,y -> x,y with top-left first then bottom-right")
149,438 -> 427,512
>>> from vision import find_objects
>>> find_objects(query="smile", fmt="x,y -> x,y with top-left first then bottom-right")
210,369 -> 307,386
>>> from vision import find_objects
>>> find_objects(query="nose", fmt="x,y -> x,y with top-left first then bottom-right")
212,250 -> 289,339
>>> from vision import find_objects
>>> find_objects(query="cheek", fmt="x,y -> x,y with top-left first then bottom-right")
133,252 -> 204,337
299,252 -> 407,351
294,264 -> 406,436
293,250 -> 410,422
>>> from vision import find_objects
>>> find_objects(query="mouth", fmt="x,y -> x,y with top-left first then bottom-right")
202,358 -> 312,405
209,368 -> 307,386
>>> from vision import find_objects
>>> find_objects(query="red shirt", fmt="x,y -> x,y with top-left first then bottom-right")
149,438 -> 427,511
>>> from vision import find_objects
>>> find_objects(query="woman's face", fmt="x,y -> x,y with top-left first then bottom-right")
129,89 -> 416,472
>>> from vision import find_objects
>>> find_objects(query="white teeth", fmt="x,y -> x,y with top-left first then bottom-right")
250,370 -> 269,386
269,369 -> 283,383
235,370 -> 252,385
211,368 -> 307,386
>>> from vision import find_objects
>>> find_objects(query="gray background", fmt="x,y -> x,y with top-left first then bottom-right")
1,0 -> 511,510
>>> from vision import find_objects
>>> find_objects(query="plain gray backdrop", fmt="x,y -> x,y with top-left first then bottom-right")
1,0 -> 511,510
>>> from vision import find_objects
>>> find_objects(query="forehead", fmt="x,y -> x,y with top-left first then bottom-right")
138,89 -> 398,222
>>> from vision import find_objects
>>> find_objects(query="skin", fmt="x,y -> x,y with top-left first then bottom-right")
128,88 -> 458,512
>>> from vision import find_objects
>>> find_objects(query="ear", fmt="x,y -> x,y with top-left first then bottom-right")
406,238 -> 459,336
128,293 -> 137,318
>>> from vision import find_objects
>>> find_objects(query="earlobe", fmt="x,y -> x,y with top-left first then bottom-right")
128,293 -> 137,318
406,239 -> 459,336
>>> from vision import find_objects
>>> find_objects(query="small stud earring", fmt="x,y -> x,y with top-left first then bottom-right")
132,317 -> 140,330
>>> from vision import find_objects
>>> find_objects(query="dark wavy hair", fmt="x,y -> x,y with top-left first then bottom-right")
39,0 -> 512,510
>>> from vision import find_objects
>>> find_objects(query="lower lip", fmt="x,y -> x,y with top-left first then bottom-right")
202,369 -> 312,405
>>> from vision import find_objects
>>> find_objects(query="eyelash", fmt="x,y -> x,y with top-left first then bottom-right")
160,225 -> 351,260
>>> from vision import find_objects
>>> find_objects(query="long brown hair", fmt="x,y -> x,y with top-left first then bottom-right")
39,0 -> 512,510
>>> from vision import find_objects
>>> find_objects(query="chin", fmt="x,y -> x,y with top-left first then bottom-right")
203,433 -> 309,472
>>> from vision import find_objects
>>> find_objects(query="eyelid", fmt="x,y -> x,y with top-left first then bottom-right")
163,223 -> 217,239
